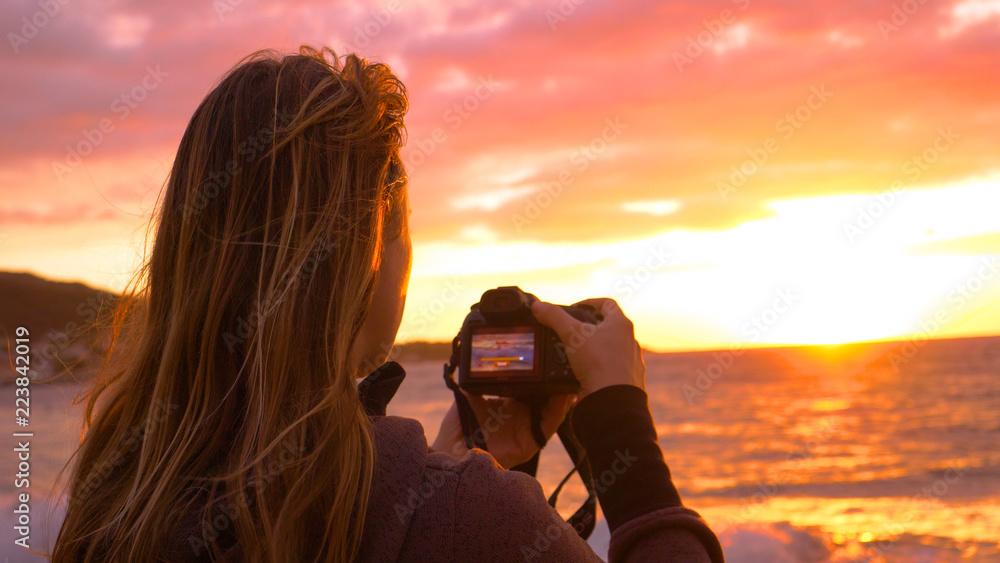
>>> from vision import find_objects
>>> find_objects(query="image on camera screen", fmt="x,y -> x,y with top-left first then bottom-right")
470,327 -> 535,373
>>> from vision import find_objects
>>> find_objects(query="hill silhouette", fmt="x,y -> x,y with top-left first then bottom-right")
1,271 -> 117,383
0,270 -> 458,383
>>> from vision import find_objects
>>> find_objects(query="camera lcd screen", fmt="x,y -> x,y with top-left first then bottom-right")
470,327 -> 536,374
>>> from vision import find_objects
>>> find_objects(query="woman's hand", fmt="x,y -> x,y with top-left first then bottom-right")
432,297 -> 643,466
432,392 -> 575,469
530,298 -> 646,396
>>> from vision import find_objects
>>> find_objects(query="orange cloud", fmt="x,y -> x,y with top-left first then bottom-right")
1,0 -> 998,348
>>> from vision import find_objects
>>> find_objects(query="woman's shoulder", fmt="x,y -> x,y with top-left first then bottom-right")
368,414 -> 533,484
368,414 -> 494,487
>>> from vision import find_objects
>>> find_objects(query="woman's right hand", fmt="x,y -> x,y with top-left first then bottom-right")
530,298 -> 646,396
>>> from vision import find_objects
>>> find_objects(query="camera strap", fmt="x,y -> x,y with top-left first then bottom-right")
442,338 -> 598,539
442,337 -> 490,451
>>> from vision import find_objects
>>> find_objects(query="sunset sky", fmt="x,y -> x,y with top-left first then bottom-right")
1,0 -> 999,351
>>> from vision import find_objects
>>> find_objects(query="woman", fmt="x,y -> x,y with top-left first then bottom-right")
54,47 -> 724,562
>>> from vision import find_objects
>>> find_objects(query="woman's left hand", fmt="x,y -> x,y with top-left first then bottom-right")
432,392 -> 576,469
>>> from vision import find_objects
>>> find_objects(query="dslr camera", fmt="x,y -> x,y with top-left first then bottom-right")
456,286 -> 603,397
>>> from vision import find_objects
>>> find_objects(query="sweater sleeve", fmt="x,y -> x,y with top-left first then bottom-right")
573,384 -> 725,563
447,384 -> 724,562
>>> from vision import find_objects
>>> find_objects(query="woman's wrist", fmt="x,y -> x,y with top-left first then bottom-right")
572,384 -> 682,531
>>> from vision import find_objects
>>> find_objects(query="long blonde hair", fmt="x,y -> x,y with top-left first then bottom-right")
53,47 -> 408,562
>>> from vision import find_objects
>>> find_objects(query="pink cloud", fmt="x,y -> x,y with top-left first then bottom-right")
0,0 -> 997,242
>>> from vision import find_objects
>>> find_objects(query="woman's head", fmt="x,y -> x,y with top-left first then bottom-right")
54,47 -> 408,562
163,45 -> 411,374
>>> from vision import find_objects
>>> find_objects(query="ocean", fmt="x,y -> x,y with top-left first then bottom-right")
2,336 -> 998,562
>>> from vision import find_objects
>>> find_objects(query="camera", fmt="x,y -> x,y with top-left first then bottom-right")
456,286 -> 604,397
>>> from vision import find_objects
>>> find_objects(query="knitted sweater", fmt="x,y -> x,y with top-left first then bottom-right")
356,365 -> 724,562
170,364 -> 725,562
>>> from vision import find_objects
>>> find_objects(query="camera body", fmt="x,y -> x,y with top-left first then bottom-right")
457,286 -> 603,397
